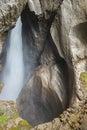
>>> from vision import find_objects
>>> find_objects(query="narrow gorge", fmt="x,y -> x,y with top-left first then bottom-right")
0,3 -> 69,126
0,0 -> 87,130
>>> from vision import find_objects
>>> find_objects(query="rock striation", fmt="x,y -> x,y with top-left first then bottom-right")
0,0 -> 87,129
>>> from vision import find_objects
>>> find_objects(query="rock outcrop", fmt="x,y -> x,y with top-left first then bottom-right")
51,0 -> 87,104
0,0 -> 27,56
0,0 -> 27,34
0,101 -> 32,130
31,98 -> 87,130
0,0 -> 87,129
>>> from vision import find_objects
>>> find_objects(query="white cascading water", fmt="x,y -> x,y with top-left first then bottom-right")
0,17 -> 24,101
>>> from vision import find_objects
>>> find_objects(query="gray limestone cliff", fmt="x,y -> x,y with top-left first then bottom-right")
0,0 -> 87,130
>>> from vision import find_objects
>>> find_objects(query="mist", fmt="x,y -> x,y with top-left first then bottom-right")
0,17 -> 24,101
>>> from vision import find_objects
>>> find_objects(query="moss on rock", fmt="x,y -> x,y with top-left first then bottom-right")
80,72 -> 87,91
0,110 -> 8,125
0,101 -> 32,130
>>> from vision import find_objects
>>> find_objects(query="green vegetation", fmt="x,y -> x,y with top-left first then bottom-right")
52,4 -> 57,12
0,102 -> 32,129
60,113 -> 65,119
80,72 -> 87,91
0,109 -> 4,116
9,120 -> 32,130
0,109 -> 8,125
19,120 -> 32,129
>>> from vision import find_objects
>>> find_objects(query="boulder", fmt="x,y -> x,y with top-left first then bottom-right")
0,101 -> 32,130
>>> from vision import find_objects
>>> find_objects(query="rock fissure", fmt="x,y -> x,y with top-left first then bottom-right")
0,0 -> 87,129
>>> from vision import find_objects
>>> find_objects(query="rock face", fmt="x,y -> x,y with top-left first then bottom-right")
0,101 -> 32,130
51,0 -> 87,104
17,3 -> 69,126
17,51 -> 68,126
28,0 -> 63,17
21,5 -> 54,81
0,0 -> 27,56
31,99 -> 87,130
0,0 -> 87,129
0,0 -> 27,34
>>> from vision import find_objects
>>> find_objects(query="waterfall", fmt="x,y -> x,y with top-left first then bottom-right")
0,17 -> 24,101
